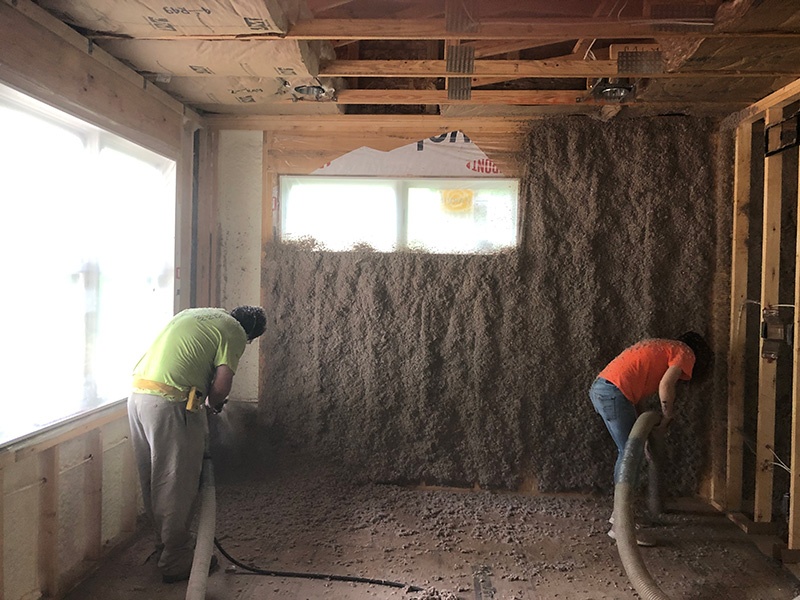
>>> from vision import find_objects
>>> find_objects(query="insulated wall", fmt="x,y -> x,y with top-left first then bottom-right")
249,115 -> 732,494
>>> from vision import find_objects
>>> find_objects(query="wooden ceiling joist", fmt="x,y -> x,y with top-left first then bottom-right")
333,89 -> 588,105
284,17 -> 794,41
320,59 -> 800,79
467,39 -> 568,59
323,59 -> 617,78
204,113 -> 532,132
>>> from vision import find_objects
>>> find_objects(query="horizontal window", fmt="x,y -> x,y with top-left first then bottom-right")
279,176 -> 519,253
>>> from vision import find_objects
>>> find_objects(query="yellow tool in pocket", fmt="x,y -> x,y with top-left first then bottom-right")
186,387 -> 200,411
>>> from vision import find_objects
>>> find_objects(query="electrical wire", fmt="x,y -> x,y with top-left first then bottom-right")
213,537 -> 424,592
738,428 -> 791,474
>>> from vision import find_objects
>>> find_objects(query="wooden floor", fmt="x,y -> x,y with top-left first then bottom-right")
64,457 -> 800,600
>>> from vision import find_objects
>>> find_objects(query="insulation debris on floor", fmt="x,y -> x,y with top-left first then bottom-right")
64,453 -> 800,600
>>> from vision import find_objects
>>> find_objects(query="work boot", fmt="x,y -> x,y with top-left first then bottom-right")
607,524 -> 657,547
162,554 -> 219,584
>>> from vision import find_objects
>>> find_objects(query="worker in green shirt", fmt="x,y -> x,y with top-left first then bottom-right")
128,305 -> 266,583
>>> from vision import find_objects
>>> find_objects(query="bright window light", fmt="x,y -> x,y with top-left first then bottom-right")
0,83 -> 176,446
281,178 -> 398,251
280,176 -> 518,253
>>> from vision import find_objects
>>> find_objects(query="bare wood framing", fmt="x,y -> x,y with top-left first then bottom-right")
7,0 -> 189,118
260,132 -> 277,411
322,59 -> 614,78
39,446 -> 60,597
0,2 -> 184,159
1,404 -> 128,465
572,0 -> 618,59
726,122 -> 752,512
791,148 -> 800,549
737,79 -> 800,125
209,131 -> 221,307
754,106 -> 783,523
283,18 -> 778,41
176,122 -> 197,312
195,128 -> 217,307
84,429 -> 103,561
468,39 -> 564,59
335,89 -> 586,105
203,114 -> 532,132
320,59 -> 800,79
120,436 -> 138,535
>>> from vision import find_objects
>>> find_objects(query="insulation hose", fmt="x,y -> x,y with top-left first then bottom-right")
213,537 -> 423,591
647,425 -> 666,518
185,450 -> 216,600
613,410 -> 671,600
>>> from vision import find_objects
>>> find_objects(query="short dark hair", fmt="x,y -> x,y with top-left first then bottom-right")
677,331 -> 713,381
230,306 -> 267,341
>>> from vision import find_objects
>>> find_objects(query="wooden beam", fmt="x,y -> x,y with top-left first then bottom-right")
84,430 -> 103,562
738,78 -> 800,125
282,17 -> 794,41
120,437 -> 138,535
726,122 -> 752,512
4,404 -> 128,465
333,89 -> 587,105
204,113 -> 533,132
259,131 -> 276,416
39,447 -> 60,597
467,39 -> 565,59
323,59 -> 617,78
176,121 -> 196,312
195,128 -> 217,307
791,144 -> 800,549
0,2 -> 184,159
328,88 -> 741,105
754,106 -> 783,523
321,59 -> 800,79
572,0 -> 619,59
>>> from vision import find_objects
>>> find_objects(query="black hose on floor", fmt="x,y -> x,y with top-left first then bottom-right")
213,537 -> 424,592
613,410 -> 671,600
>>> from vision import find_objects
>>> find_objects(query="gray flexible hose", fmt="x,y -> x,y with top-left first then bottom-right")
185,452 -> 216,600
613,410 -> 671,600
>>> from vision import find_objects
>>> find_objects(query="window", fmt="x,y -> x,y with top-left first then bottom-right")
280,176 -> 519,253
0,83 -> 176,446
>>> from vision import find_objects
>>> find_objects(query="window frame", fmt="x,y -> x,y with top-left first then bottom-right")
278,175 -> 520,253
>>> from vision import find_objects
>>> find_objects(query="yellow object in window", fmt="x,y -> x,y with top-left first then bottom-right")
441,189 -> 474,213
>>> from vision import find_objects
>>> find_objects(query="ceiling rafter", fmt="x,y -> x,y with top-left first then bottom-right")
305,89 -> 741,105
284,17 -> 757,41
321,59 -> 800,78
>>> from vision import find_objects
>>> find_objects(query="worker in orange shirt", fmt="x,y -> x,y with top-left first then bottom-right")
589,332 -> 712,546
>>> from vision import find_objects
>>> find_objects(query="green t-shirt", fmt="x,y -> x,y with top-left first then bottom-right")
132,308 -> 247,399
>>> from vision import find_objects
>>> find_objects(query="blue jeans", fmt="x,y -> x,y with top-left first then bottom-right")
589,377 -> 637,484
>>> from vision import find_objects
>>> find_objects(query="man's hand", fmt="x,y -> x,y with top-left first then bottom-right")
205,397 -> 228,414
206,365 -> 235,413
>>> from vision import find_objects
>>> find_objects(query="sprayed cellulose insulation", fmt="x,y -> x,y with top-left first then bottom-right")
259,115 -> 731,496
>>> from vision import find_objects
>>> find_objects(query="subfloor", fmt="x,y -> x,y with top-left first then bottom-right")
65,455 -> 800,600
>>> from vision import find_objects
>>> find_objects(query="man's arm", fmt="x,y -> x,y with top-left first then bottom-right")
205,364 -> 235,411
658,364 -> 684,425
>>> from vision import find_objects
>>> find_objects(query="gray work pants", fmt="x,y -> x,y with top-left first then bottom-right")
127,392 -> 206,577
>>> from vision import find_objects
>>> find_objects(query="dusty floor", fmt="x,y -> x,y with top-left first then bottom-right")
65,454 -> 800,600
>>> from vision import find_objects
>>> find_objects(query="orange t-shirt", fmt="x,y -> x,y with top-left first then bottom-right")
598,339 -> 695,404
